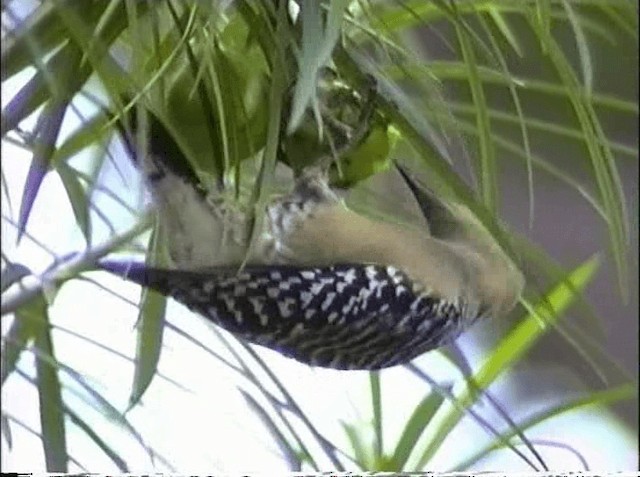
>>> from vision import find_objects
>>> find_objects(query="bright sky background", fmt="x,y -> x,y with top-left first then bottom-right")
1,9 -> 637,473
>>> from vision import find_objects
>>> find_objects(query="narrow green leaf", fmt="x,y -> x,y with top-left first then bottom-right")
463,118 -> 609,220
600,4 -> 639,39
243,4 -> 289,265
128,228 -> 167,410
1,308 -> 37,385
373,1 -> 458,29
1,0 -> 110,82
477,255 -> 600,389
2,40 -> 78,136
56,161 -> 92,245
59,364 -> 153,462
373,0 -> 620,41
30,295 -> 68,472
128,287 -> 166,409
154,2 -> 268,184
561,0 -> 593,95
51,112 -> 112,165
409,255 -> 600,470
1,167 -> 13,218
475,13 -> 536,226
25,345 -> 155,463
50,0 -> 132,100
18,96 -> 70,241
404,61 -> 638,114
342,421 -> 371,469
369,371 -> 383,461
412,95 -> 615,231
533,17 -> 629,300
535,0 -> 552,53
391,391 -> 446,470
288,0 -> 351,133
452,383 -> 636,470
321,0 -> 353,67
2,2 -> 62,82
453,14 -> 498,211
7,400 -> 88,471
288,0 -> 324,134
487,7 -> 523,57
1,1 -> 149,137
446,101 -> 637,159
65,406 -> 129,472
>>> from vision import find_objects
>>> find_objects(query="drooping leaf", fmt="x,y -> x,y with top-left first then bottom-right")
65,406 -> 129,472
453,383 -> 636,470
288,0 -> 351,133
408,255 -> 600,470
17,96 -> 71,241
128,226 -> 167,410
56,162 -> 92,245
1,305 -> 37,386
30,295 -> 68,472
390,390 -> 447,470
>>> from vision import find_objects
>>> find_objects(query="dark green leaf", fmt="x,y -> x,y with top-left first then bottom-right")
487,7 -> 523,56
56,162 -> 92,245
30,295 -> 68,472
1,297 -> 38,385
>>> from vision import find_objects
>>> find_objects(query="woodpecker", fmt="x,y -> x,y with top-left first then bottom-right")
104,102 -> 524,370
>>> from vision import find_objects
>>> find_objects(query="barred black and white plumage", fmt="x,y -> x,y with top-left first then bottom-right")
100,260 -> 480,370
105,101 -> 524,370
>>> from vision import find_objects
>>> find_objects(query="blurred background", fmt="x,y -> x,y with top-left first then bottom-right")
414,10 -> 638,429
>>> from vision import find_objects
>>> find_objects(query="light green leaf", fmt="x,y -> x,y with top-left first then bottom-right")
487,7 -> 523,57
453,383 -> 636,470
391,390 -> 447,470
409,254 -> 601,470
128,227 -> 167,410
288,0 -> 351,133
